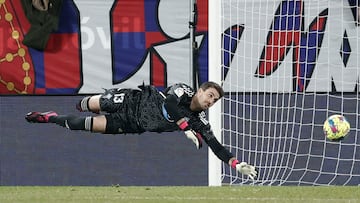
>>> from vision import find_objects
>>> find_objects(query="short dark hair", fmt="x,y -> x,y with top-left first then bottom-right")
199,81 -> 224,98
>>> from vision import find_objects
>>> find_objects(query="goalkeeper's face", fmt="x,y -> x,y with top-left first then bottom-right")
193,87 -> 220,110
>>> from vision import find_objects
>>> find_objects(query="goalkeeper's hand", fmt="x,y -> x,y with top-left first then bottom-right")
178,120 -> 203,149
231,160 -> 257,180
184,129 -> 203,149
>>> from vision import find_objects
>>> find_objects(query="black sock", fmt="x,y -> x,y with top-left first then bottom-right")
49,115 -> 93,131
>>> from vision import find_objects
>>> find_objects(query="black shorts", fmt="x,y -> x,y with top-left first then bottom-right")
99,88 -> 145,134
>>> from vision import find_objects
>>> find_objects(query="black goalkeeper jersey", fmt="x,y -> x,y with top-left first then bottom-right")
135,84 -> 177,132
102,83 -> 233,164
137,83 -> 216,142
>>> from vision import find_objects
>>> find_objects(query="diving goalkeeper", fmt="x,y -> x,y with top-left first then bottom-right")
25,81 -> 258,180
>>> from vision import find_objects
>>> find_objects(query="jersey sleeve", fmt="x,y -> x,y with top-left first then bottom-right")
163,83 -> 194,122
192,113 -> 234,164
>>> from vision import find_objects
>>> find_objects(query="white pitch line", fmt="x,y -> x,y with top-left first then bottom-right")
114,196 -> 358,202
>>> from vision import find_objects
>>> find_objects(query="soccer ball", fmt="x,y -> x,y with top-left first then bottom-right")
323,114 -> 350,141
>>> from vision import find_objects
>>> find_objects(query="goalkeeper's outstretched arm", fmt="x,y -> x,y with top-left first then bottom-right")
163,81 -> 257,179
205,134 -> 258,180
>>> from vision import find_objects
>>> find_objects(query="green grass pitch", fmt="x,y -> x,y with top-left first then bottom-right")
0,186 -> 359,203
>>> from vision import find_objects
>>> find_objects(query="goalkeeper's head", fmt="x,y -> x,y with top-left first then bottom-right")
192,81 -> 224,111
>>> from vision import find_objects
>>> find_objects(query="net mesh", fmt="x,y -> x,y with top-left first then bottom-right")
219,0 -> 360,185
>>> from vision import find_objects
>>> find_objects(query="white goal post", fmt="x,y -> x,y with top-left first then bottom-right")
208,0 -> 222,186
208,0 -> 360,186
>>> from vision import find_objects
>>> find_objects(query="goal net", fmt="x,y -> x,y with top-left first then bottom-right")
208,0 -> 360,186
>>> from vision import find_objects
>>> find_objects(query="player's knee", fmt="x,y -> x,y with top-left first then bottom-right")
91,116 -> 106,133
67,116 -> 93,131
77,95 -> 101,113
88,95 -> 101,112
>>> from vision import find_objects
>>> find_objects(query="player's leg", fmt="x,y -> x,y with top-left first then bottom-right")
25,111 -> 107,133
76,95 -> 101,113
49,112 -> 141,134
91,115 -> 106,132
76,88 -> 126,113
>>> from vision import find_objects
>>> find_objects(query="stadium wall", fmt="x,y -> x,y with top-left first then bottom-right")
2,94 -> 359,186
